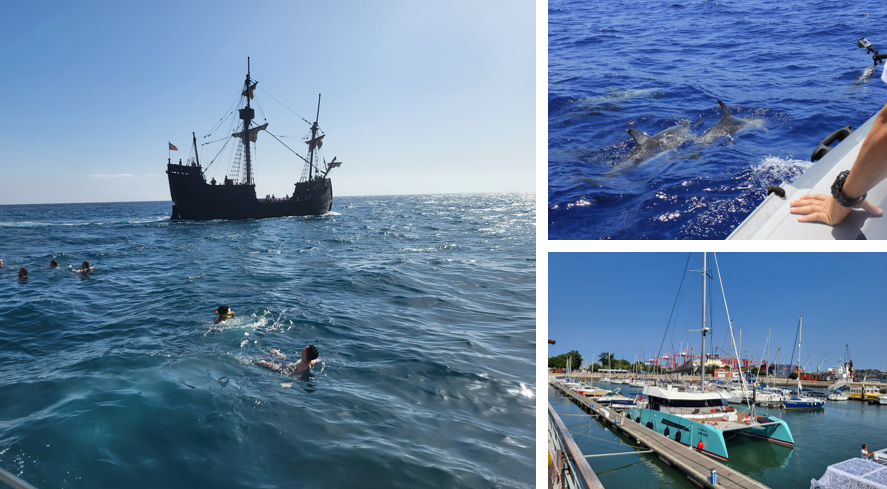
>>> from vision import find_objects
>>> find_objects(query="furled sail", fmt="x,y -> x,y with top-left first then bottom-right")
306,134 -> 325,151
232,123 -> 269,143
242,81 -> 258,100
664,359 -> 699,374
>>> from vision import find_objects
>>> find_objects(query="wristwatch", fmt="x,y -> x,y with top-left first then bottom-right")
831,170 -> 866,207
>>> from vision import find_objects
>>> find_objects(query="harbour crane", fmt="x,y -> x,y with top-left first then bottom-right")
801,355 -> 812,372
816,354 -> 827,373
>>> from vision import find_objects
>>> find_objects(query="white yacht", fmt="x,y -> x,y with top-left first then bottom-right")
827,390 -> 849,401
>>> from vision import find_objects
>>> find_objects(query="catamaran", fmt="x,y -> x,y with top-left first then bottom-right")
627,253 -> 794,461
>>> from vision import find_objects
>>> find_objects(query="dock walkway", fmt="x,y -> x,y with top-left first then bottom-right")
551,382 -> 771,489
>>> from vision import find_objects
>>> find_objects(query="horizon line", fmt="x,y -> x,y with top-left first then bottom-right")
0,190 -> 536,207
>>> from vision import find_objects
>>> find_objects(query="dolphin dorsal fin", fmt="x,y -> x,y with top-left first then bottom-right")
627,128 -> 649,145
717,99 -> 732,118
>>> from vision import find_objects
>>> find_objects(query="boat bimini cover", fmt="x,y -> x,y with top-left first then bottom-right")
729,110 -> 887,240
811,457 -> 887,489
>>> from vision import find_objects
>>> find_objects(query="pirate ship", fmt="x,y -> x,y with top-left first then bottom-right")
166,59 -> 341,220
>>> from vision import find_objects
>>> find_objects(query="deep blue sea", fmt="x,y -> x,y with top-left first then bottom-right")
0,194 -> 535,489
549,0 -> 887,239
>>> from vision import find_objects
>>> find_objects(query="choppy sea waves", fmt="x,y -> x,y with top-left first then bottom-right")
0,194 -> 535,488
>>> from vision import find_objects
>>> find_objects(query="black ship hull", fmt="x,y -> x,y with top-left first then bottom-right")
167,163 -> 332,220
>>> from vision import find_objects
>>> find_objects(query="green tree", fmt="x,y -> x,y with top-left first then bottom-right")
705,365 -> 716,375
789,371 -> 798,380
591,363 -> 602,372
548,350 -> 583,371
599,352 -> 615,366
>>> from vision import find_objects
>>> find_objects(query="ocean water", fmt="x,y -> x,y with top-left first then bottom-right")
0,194 -> 535,489
548,0 -> 887,239
551,383 -> 887,488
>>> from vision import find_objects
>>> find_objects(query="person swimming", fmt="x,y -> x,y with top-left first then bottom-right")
256,345 -> 320,375
18,268 -> 27,279
214,305 -> 235,324
78,261 -> 93,273
50,260 -> 58,268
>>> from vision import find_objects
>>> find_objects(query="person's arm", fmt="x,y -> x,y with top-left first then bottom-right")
256,360 -> 283,372
790,102 -> 887,224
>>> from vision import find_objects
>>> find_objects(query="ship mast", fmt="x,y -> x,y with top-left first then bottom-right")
239,57 -> 255,185
192,132 -> 200,167
307,94 -> 321,181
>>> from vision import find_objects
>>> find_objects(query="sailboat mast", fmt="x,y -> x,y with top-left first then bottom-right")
798,314 -> 803,391
240,57 -> 255,186
701,252 -> 708,389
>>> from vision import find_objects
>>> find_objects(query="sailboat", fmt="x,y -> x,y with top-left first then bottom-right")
782,315 -> 826,410
627,253 -> 794,461
166,58 -> 341,220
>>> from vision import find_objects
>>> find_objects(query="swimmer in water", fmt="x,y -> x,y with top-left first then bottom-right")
18,268 -> 27,279
78,261 -> 93,273
50,260 -> 58,268
214,305 -> 235,324
256,345 -> 320,375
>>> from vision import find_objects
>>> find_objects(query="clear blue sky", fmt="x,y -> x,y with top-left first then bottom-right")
549,253 -> 887,371
0,1 -> 534,204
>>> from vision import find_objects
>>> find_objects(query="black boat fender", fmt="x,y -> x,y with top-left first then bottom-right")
766,184 -> 786,198
810,125 -> 853,162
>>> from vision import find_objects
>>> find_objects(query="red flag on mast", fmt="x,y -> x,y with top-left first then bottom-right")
169,142 -> 178,151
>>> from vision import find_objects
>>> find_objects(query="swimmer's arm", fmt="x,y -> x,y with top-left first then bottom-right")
256,360 -> 283,372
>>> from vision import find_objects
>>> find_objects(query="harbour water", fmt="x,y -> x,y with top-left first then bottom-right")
548,0 -> 887,239
0,194 -> 536,488
550,382 -> 887,488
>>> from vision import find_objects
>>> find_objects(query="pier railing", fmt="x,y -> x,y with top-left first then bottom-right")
548,402 -> 604,489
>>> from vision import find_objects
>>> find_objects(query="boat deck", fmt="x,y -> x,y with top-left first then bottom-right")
552,382 -> 771,489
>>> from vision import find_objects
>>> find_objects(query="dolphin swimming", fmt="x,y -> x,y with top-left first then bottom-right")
622,122 -> 690,164
700,99 -> 750,143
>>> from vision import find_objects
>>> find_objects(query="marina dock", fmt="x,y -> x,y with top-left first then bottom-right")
551,381 -> 772,489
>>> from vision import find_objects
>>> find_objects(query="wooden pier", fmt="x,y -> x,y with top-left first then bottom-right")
551,382 -> 771,489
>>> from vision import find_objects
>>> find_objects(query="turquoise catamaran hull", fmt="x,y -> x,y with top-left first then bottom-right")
626,407 -> 794,461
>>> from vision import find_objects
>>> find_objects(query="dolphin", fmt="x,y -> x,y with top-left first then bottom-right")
700,100 -> 749,143
584,121 -> 690,186
622,122 -> 690,164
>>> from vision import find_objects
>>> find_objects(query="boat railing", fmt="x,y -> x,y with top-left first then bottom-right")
0,465 -> 38,489
548,402 -> 604,489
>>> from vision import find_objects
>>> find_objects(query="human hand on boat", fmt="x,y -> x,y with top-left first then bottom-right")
790,193 -> 883,225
